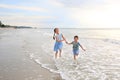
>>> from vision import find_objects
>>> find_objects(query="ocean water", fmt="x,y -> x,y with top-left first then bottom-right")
26,28 -> 120,80
1,28 -> 120,80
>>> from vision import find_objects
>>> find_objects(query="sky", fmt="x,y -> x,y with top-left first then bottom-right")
0,0 -> 120,28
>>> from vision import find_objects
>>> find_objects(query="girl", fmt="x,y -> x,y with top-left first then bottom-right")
53,28 -> 67,59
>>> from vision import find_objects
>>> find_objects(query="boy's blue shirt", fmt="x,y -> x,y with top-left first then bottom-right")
71,41 -> 80,50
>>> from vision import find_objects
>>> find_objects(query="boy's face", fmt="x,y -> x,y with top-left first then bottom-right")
74,37 -> 78,42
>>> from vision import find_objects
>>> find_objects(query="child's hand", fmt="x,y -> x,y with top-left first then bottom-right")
83,49 -> 86,51
66,41 -> 68,44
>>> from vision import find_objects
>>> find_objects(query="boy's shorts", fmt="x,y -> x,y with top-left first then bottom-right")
73,49 -> 79,55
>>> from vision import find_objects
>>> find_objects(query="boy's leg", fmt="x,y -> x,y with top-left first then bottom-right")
55,51 -> 58,59
74,55 -> 76,60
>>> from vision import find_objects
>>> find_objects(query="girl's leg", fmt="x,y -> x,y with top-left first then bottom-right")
76,54 -> 78,56
55,51 -> 58,59
59,49 -> 62,57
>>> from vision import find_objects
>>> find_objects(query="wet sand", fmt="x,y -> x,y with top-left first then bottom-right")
0,29 -> 62,80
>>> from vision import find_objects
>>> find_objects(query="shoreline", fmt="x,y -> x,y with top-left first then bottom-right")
29,54 -> 63,80
27,57 -> 63,80
0,28 -> 63,80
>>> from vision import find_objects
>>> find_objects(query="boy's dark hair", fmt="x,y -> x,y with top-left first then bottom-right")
74,35 -> 79,39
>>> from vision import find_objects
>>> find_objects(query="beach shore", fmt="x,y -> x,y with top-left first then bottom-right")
0,29 -> 62,80
1,28 -> 120,80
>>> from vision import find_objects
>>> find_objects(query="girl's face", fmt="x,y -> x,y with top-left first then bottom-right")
55,28 -> 59,34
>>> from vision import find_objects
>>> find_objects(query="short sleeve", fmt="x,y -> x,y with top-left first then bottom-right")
78,42 -> 81,46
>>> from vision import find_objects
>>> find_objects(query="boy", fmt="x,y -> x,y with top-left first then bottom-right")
66,35 -> 85,60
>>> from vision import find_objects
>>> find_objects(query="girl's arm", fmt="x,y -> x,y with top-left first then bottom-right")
62,34 -> 67,42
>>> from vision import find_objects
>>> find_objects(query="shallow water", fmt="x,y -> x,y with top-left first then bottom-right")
0,28 -> 120,80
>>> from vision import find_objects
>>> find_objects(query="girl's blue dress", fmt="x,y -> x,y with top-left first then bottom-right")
54,33 -> 63,51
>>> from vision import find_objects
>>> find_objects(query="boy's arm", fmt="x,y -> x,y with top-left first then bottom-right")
66,42 -> 73,45
79,43 -> 86,51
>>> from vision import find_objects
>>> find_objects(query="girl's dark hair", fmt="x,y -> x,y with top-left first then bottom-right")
53,28 -> 57,40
